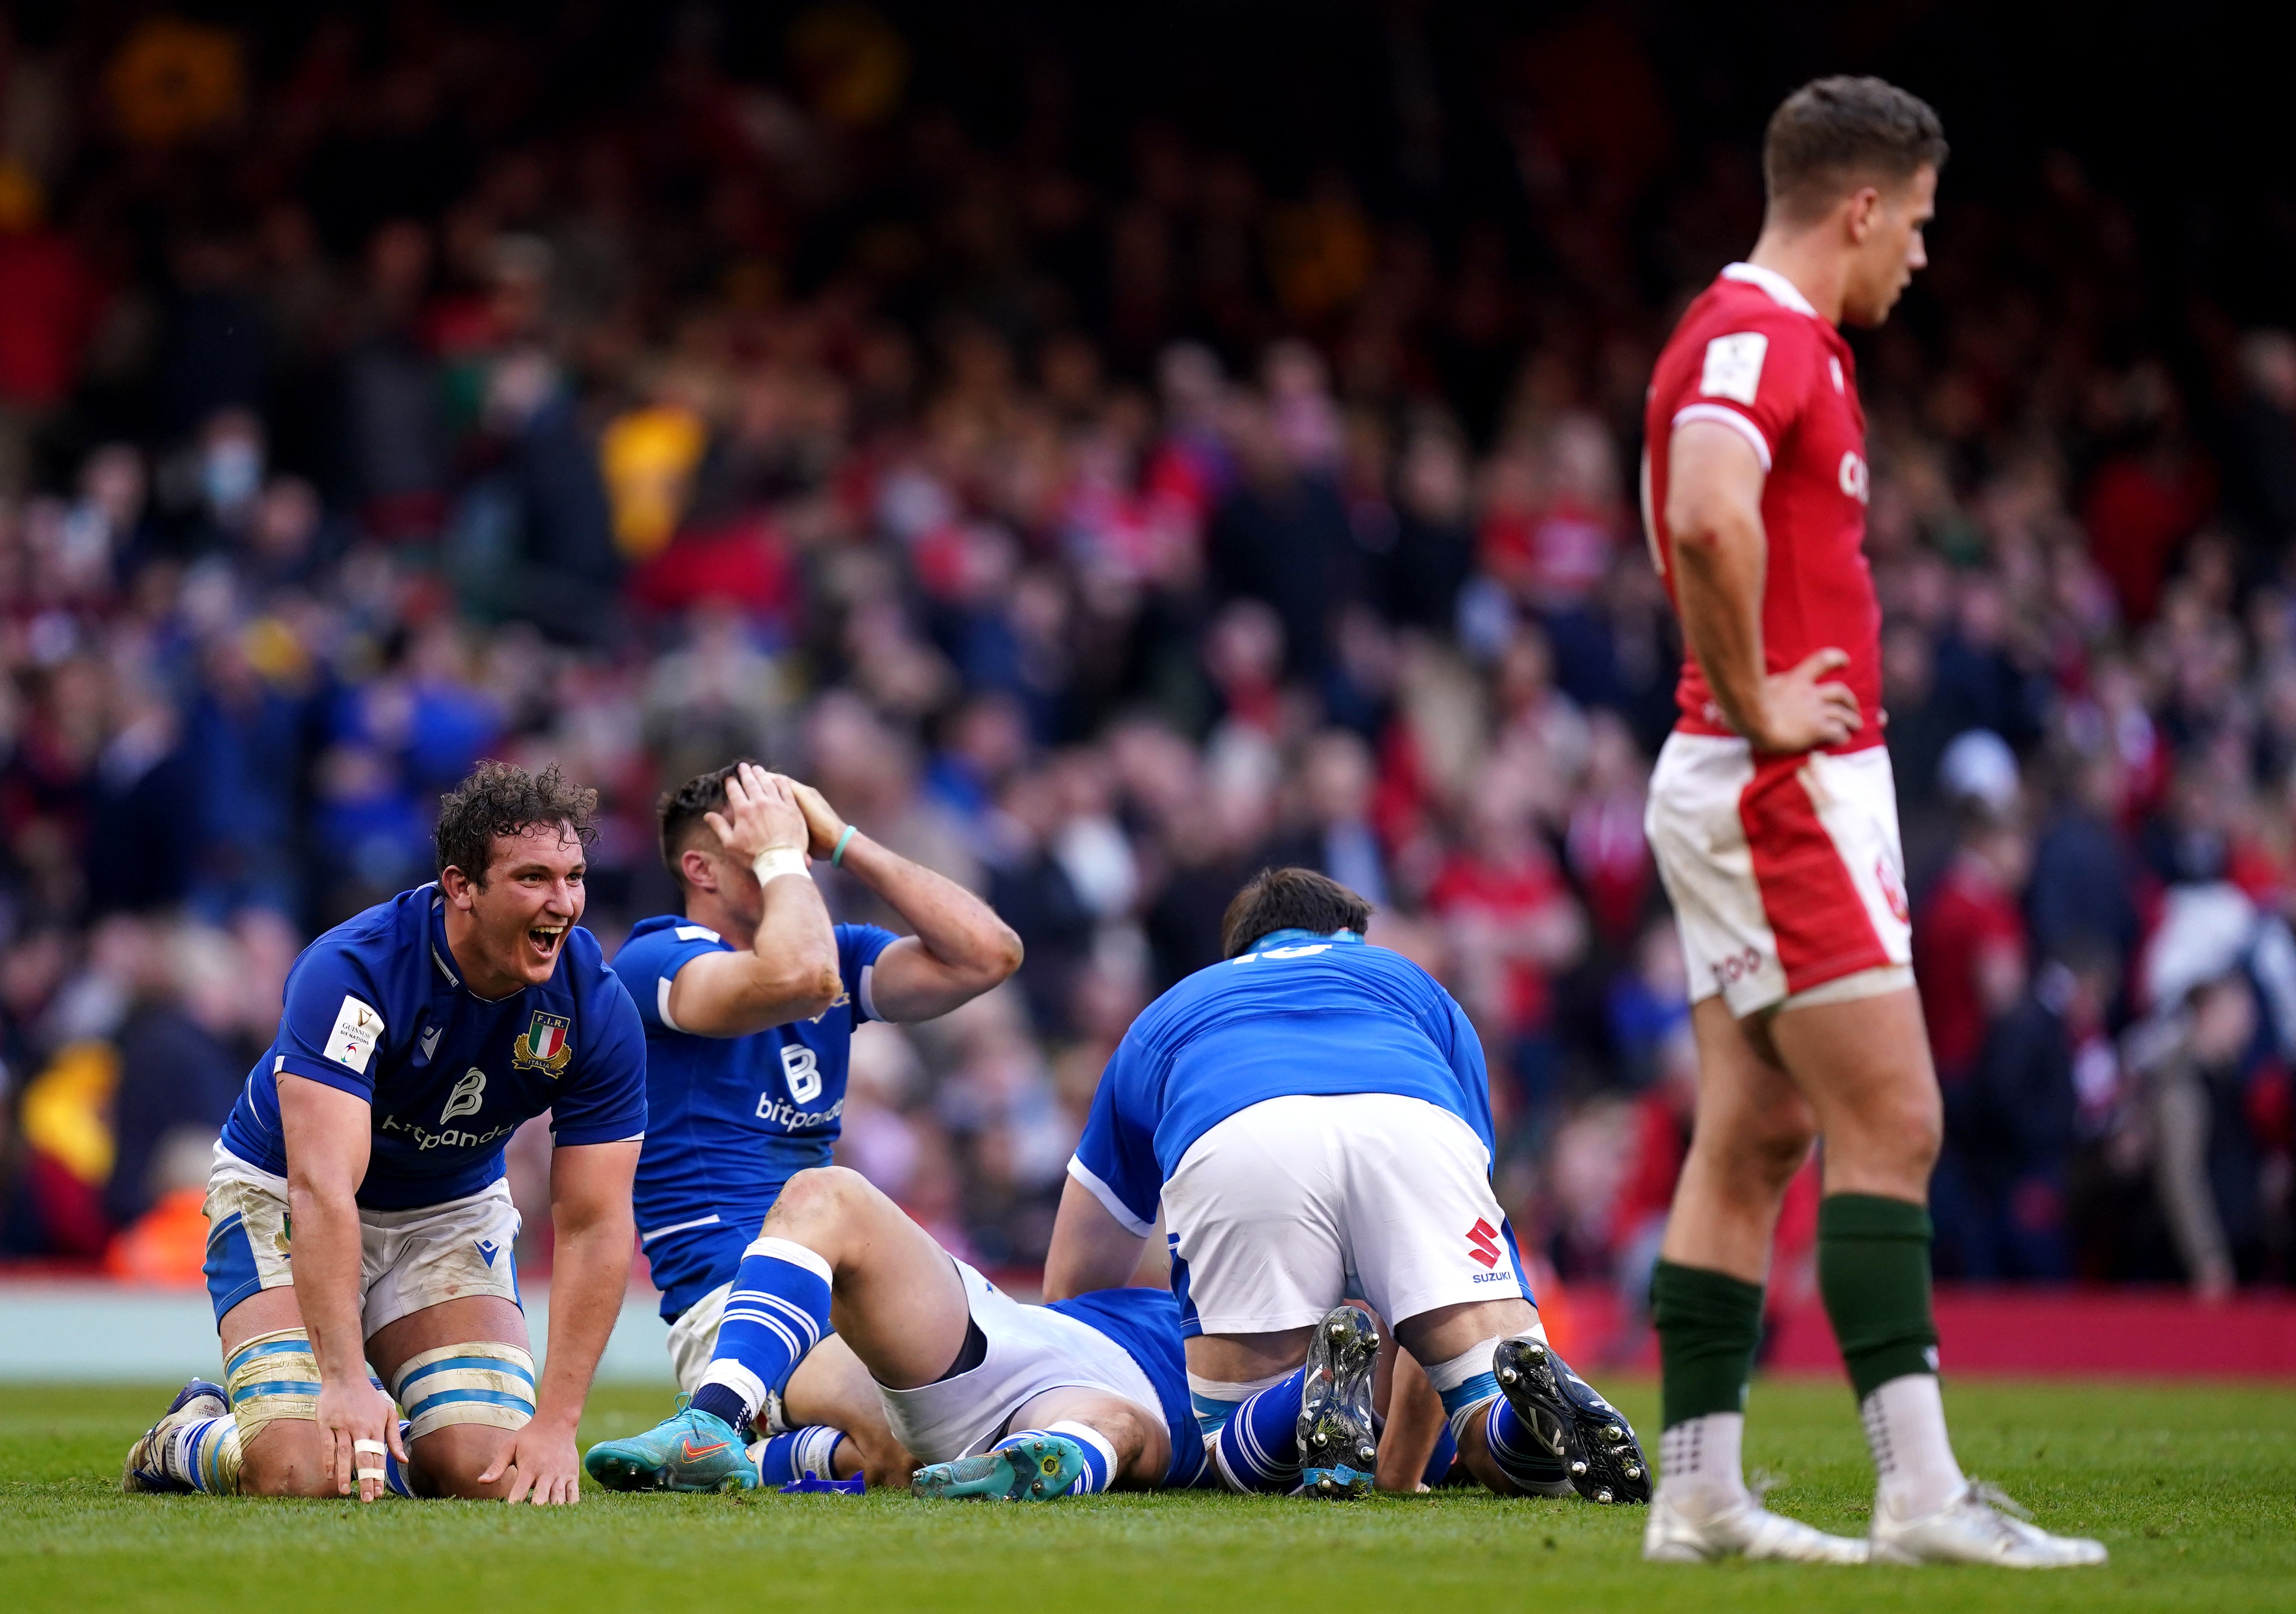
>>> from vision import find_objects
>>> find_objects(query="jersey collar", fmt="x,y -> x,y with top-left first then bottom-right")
1722,261 -> 1821,320
1252,927 -> 1367,951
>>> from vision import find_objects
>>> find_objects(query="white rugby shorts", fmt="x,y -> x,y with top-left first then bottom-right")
1160,1092 -> 1532,1336
875,1259 -> 1163,1465
1645,732 -> 1914,1018
202,1145 -> 523,1337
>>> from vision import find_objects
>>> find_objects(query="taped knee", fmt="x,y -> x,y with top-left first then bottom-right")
224,1329 -> 321,1445
389,1341 -> 536,1440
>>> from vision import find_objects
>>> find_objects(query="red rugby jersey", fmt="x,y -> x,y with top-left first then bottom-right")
1641,262 -> 1881,754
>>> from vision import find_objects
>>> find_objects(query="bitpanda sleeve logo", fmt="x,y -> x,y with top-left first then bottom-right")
324,995 -> 384,1073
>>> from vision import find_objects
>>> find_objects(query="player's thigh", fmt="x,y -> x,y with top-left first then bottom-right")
366,1294 -> 532,1499
1325,1095 -> 1529,1332
1186,1325 -> 1316,1384
781,1333 -> 913,1483
216,1286 -> 332,1496
1392,1297 -> 1538,1369
770,1166 -> 970,1390
1764,985 -> 1942,1194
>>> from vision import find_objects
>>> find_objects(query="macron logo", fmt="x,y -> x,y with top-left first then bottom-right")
1466,1219 -> 1504,1270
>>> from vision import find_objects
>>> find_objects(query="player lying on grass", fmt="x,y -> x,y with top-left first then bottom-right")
584,760 -> 1021,1490
1043,866 -> 1649,1503
1640,75 -> 2101,1567
586,1164 -> 1208,1498
124,763 -> 646,1505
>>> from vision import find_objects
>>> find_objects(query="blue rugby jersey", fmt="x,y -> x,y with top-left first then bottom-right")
1067,929 -> 1496,1235
219,885 -> 648,1210
1046,1285 -> 1208,1487
612,915 -> 897,1321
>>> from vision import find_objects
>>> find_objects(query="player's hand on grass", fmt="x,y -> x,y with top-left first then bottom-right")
778,776 -> 850,861
1749,647 -> 1863,753
704,761 -> 809,868
316,1376 -> 405,1503
479,1418 -> 582,1505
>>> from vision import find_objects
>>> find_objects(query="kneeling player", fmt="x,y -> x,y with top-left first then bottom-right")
589,1166 -> 1205,1497
122,764 -> 646,1504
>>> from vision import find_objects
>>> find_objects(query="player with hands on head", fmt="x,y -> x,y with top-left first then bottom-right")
583,760 -> 1023,1493
1639,76 -> 2104,1567
123,762 -> 647,1506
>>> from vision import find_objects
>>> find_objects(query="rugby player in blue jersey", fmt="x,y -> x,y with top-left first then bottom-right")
1044,867 -> 1649,1503
123,763 -> 648,1505
583,760 -> 1021,1491
603,1163 -> 1205,1501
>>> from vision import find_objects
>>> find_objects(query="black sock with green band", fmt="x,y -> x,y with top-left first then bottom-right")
1816,1192 -> 1940,1401
1650,1259 -> 1765,1430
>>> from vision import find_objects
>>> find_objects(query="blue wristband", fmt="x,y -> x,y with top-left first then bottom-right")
831,825 -> 858,867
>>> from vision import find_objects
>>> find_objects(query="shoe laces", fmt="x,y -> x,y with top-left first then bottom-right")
1964,1479 -> 2033,1522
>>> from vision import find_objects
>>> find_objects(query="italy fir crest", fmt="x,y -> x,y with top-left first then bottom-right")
513,1010 -> 573,1075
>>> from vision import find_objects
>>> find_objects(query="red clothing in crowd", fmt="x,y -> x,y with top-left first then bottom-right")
1913,854 -> 2027,1079
1429,844 -> 1573,1033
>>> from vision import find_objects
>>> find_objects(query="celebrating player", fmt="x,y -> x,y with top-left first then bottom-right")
1638,78 -> 2103,1566
583,760 -> 1022,1491
1042,866 -> 1648,1504
123,762 -> 646,1505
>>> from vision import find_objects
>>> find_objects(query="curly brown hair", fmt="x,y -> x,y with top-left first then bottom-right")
435,760 -> 599,886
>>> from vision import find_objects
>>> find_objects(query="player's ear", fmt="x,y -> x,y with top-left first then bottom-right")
679,845 -> 718,892
440,864 -> 477,909
1844,183 -> 1883,242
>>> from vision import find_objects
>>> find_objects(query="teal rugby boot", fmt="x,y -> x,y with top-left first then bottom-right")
1298,1304 -> 1381,1497
912,1433 -> 1090,1501
584,1401 -> 757,1492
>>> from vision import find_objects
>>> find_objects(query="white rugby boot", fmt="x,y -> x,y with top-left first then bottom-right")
1869,1480 -> 2108,1567
1643,1486 -> 1871,1564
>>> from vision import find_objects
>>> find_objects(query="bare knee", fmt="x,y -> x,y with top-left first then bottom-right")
411,1424 -> 516,1499
239,1422 -> 339,1498
1692,1105 -> 1816,1198
768,1166 -> 873,1230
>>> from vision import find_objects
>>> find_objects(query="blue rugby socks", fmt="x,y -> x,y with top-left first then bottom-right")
691,1237 -> 833,1432
756,1425 -> 848,1487
173,1415 -> 242,1492
1211,1369 -> 1307,1493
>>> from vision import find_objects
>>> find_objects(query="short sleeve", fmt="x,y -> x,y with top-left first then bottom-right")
839,923 -> 900,1023
269,944 -> 388,1103
1065,1036 -> 1162,1235
1670,312 -> 1814,474
552,969 -> 648,1147
615,925 -> 734,1035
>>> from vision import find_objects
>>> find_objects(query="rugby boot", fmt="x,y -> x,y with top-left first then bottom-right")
583,1402 -> 757,1492
122,1379 -> 228,1493
912,1433 -> 1091,1501
1297,1304 -> 1381,1498
1493,1336 -> 1650,1505
1643,1487 -> 1870,1564
1869,1480 -> 2108,1567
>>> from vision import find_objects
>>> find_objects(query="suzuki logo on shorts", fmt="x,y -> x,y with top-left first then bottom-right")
441,1068 -> 487,1124
1466,1219 -> 1504,1270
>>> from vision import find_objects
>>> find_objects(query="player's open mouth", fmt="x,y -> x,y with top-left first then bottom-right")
527,923 -> 565,960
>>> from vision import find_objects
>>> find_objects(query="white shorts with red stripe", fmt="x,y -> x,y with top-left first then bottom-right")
1645,731 -> 1914,1017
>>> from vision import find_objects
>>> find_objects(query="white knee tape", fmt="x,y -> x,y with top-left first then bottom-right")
224,1328 -> 322,1445
389,1341 -> 537,1440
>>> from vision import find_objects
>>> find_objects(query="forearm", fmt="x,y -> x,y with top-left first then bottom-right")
531,1211 -> 634,1431
1671,511 -> 1771,740
1042,1178 -> 1147,1299
841,834 -> 1015,973
744,873 -> 840,1005
286,1180 -> 370,1385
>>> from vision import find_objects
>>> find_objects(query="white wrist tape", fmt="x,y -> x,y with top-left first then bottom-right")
752,846 -> 809,883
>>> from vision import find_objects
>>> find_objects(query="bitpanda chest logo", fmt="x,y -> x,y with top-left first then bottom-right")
512,1010 -> 573,1076
441,1068 -> 488,1124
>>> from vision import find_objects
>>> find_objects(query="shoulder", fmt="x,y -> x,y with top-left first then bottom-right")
292,889 -> 429,998
612,915 -> 730,975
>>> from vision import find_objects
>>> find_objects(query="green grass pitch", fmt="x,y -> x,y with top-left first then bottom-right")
6,1379 -> 2291,1613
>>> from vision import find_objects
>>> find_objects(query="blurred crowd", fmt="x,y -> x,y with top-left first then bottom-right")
1,8 -> 2293,1325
